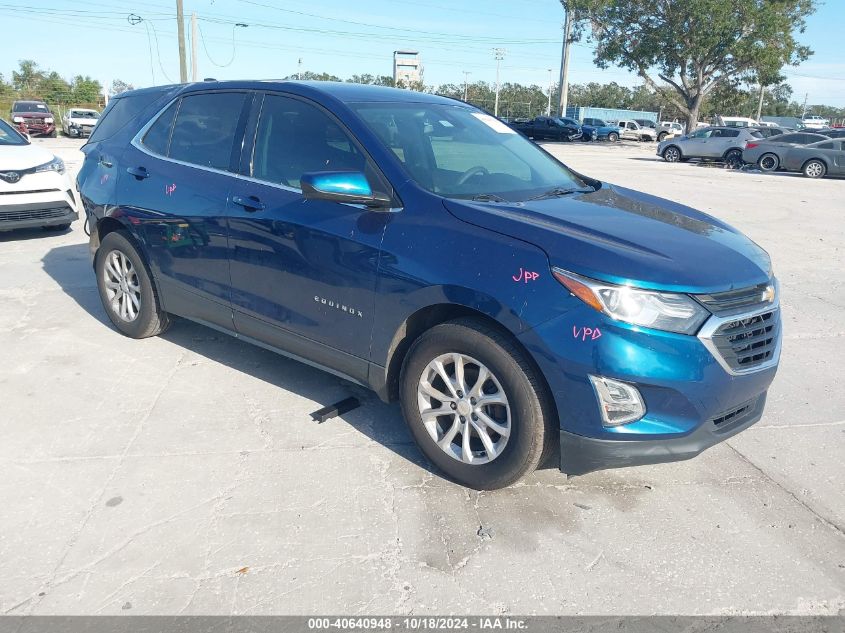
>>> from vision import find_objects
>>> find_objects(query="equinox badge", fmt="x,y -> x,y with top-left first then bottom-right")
314,295 -> 363,318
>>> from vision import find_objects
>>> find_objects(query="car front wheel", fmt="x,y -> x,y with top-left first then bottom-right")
95,230 -> 170,338
802,159 -> 826,179
607,132 -> 619,142
662,146 -> 681,162
400,318 -> 554,489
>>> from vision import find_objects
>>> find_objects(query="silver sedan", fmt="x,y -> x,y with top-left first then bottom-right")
741,131 -> 830,172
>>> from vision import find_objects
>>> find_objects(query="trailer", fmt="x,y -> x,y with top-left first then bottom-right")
566,106 -> 658,126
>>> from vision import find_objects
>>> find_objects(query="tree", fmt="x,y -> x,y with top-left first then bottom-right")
12,59 -> 45,94
582,0 -> 816,131
70,76 -> 103,103
110,79 -> 135,97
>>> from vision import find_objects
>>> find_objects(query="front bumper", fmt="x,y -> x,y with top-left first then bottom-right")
0,172 -> 80,231
66,124 -> 95,138
19,121 -> 56,136
518,299 -> 781,475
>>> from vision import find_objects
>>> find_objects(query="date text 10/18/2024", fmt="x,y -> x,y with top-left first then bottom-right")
307,617 -> 529,630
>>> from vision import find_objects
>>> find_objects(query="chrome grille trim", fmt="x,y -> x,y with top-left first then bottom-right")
696,282 -> 773,315
698,290 -> 781,376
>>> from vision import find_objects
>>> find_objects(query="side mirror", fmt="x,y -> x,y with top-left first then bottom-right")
300,171 -> 392,209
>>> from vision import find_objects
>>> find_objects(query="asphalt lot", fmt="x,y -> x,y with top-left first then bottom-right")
0,136 -> 843,615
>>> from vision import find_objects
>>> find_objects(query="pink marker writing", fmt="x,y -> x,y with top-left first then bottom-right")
573,326 -> 602,341
512,268 -> 540,283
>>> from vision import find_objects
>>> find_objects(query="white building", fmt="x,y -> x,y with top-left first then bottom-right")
393,51 -> 422,86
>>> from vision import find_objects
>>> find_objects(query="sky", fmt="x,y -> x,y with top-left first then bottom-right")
1,0 -> 844,107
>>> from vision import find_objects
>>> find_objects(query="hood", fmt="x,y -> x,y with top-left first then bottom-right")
16,111 -> 52,118
443,184 -> 772,294
0,143 -> 54,171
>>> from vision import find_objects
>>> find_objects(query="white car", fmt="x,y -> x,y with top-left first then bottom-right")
801,114 -> 830,129
0,118 -> 80,232
657,121 -> 685,141
62,108 -> 100,138
616,119 -> 656,141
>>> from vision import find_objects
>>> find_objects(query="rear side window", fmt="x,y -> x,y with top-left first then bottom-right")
89,91 -> 164,143
815,142 -> 835,149
169,92 -> 247,171
142,101 -> 179,155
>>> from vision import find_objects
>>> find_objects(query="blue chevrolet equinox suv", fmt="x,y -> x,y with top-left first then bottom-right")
78,81 -> 781,489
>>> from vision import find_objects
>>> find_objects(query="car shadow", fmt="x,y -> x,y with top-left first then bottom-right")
0,226 -> 72,242
42,242 -> 560,480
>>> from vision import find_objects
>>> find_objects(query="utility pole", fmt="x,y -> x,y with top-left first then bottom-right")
176,0 -> 187,82
801,92 -> 808,118
493,48 -> 506,117
557,2 -> 572,117
755,83 -> 764,122
298,58 -> 303,80
191,13 -> 198,82
463,71 -> 471,102
547,68 -> 553,115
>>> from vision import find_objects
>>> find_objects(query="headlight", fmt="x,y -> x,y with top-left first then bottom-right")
12,116 -> 23,123
35,156 -> 65,175
44,117 -> 54,123
553,268 -> 710,335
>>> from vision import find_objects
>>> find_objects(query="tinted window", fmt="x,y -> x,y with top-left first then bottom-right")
142,101 -> 179,155
777,133 -> 803,143
717,129 -> 740,137
815,142 -> 835,150
169,92 -> 246,170
89,91 -> 164,143
252,95 -> 366,188
690,129 -> 712,138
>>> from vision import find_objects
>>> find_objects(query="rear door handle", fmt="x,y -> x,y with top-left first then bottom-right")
98,156 -> 113,168
231,195 -> 265,211
126,166 -> 149,179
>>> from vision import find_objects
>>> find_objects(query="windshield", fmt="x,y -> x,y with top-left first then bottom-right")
351,102 -> 590,200
0,119 -> 28,145
13,102 -> 49,113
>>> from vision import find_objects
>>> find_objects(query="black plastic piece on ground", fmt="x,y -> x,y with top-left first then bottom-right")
310,397 -> 360,423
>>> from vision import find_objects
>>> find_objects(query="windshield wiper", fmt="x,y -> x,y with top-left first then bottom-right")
471,193 -> 507,203
526,186 -> 591,201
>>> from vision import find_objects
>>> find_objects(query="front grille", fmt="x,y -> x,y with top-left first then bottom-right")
712,310 -> 779,371
711,397 -> 761,434
697,283 -> 772,314
0,206 -> 71,222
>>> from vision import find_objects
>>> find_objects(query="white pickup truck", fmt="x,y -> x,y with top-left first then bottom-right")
615,120 -> 657,141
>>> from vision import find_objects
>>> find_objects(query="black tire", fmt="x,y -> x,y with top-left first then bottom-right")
758,153 -> 779,172
95,230 -> 170,338
607,132 -> 619,142
662,145 -> 682,162
43,223 -> 71,231
658,132 -> 668,142
49,130 -> 57,138
802,159 -> 826,179
399,318 -> 555,490
723,148 -> 743,166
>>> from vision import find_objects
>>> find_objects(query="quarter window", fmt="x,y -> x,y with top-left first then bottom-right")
141,101 -> 178,155
168,92 -> 247,171
252,95 -> 366,188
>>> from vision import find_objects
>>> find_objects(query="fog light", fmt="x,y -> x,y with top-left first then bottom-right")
588,375 -> 646,426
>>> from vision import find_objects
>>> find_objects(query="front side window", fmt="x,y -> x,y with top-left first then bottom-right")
352,102 -> 590,200
169,92 -> 246,171
690,129 -> 712,139
252,94 -> 366,188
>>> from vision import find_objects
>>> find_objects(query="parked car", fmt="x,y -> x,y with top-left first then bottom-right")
78,81 -> 781,489
633,118 -> 655,129
62,108 -> 100,138
658,126 -> 763,163
761,116 -> 805,129
580,117 -> 619,142
10,100 -> 56,137
0,117 -> 79,231
741,131 -> 831,172
657,121 -> 684,141
801,114 -> 829,129
509,116 -> 582,141
716,116 -> 759,128
782,138 -> 845,178
616,119 -> 656,141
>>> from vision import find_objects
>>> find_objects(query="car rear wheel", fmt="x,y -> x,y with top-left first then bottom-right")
724,148 -> 743,166
662,146 -> 681,162
758,153 -> 779,172
607,132 -> 619,142
399,318 -> 554,490
802,159 -> 826,179
95,231 -> 170,338
658,132 -> 668,142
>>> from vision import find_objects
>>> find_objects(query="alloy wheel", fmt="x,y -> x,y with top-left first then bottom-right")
805,161 -> 824,178
664,147 -> 680,162
417,353 -> 511,465
102,250 -> 142,322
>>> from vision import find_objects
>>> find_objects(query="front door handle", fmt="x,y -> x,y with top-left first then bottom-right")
231,195 -> 265,211
126,166 -> 149,179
